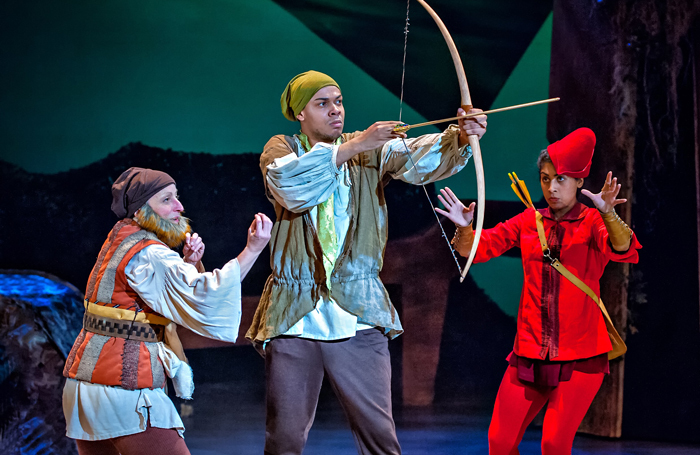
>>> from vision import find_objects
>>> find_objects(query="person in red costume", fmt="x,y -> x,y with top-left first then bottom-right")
436,128 -> 641,454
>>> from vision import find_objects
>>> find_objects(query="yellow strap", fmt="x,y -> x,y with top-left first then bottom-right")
534,215 -> 601,306
534,213 -> 627,358
534,211 -> 549,254
509,171 -> 626,358
508,172 -> 627,360
513,176 -> 609,322
84,299 -> 171,326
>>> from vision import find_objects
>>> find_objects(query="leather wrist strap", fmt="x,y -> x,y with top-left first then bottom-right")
451,224 -> 474,256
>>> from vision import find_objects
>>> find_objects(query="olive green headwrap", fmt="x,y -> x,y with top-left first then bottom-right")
280,70 -> 340,121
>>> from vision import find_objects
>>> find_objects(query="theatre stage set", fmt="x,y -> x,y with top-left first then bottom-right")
2,1 -> 700,454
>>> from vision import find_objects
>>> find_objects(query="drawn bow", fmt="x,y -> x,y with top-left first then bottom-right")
415,0 -> 485,282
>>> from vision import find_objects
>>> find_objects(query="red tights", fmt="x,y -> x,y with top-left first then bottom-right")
488,365 -> 604,455
75,423 -> 190,455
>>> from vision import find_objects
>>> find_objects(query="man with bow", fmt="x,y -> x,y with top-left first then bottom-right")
247,70 -> 487,455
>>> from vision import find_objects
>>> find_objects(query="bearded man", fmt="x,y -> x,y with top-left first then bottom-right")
62,167 -> 272,455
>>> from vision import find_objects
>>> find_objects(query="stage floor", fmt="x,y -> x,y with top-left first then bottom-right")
179,382 -> 700,455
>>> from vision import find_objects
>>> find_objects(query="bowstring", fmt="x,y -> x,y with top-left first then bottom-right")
399,0 -> 410,123
398,0 -> 463,276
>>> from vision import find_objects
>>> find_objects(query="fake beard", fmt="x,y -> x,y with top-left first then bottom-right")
135,204 -> 192,248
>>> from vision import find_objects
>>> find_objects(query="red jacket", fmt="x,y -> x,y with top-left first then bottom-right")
474,203 -> 641,361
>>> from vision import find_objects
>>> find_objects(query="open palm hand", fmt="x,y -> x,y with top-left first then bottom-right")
581,171 -> 627,213
435,187 -> 475,227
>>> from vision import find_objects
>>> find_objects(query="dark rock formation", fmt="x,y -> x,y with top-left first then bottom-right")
0,271 -> 83,455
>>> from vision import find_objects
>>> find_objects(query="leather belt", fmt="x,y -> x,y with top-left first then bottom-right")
83,311 -> 165,343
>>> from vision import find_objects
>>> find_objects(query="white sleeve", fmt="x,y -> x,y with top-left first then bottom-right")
265,141 -> 343,212
380,124 -> 472,184
125,244 -> 242,343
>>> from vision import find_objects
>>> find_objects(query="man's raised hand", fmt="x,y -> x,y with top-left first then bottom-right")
247,213 -> 273,254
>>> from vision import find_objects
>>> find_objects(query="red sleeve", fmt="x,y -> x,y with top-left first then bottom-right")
589,209 -> 642,263
474,209 -> 528,263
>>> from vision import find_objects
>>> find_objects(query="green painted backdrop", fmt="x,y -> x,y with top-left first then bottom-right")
0,0 -> 553,317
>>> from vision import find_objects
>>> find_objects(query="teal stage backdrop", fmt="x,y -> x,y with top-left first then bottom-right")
0,0 -> 552,317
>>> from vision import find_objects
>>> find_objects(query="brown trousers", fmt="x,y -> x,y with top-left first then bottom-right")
264,329 -> 401,455
75,421 -> 190,455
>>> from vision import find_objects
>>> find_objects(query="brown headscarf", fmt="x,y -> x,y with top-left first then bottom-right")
111,167 -> 175,218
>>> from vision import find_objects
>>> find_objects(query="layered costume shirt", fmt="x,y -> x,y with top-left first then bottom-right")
247,125 -> 471,344
467,203 -> 641,361
64,240 -> 242,440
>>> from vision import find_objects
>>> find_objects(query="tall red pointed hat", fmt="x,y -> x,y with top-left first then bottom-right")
547,127 -> 596,178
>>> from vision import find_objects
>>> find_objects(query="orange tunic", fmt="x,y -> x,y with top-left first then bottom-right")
63,219 -> 167,389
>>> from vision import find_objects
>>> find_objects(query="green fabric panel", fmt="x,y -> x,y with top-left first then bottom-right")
469,256 -> 524,318
0,0 -> 427,174
272,1 -> 553,133
437,12 -> 554,201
